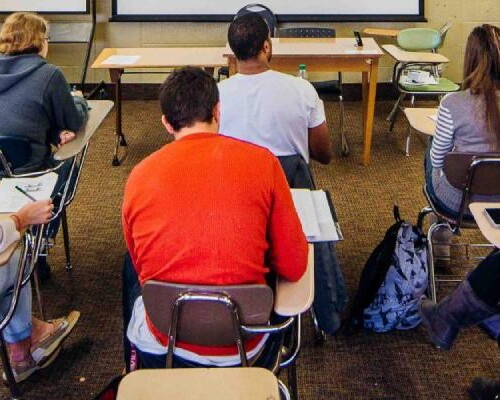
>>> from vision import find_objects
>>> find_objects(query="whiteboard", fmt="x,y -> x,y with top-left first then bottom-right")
0,0 -> 89,13
112,0 -> 424,22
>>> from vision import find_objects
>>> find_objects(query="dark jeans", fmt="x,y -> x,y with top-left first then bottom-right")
468,249 -> 500,307
121,253 -> 287,371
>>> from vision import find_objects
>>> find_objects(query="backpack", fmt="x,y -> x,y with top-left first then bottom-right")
349,206 -> 428,333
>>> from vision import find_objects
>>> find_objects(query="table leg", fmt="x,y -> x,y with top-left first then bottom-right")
362,59 -> 379,166
110,68 -> 127,166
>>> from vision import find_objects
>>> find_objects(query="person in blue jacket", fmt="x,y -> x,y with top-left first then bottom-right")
0,12 -> 89,278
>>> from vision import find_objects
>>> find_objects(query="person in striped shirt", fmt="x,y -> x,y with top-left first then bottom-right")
425,24 -> 500,214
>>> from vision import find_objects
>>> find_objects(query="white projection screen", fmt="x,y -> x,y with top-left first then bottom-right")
0,0 -> 89,13
112,0 -> 425,22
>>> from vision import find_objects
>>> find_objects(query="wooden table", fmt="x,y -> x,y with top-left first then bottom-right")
91,48 -> 227,166
404,107 -> 437,136
225,37 -> 384,165
469,202 -> 500,247
117,368 -> 280,400
363,28 -> 400,38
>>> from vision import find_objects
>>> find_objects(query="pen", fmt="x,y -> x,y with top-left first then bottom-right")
15,185 -> 37,202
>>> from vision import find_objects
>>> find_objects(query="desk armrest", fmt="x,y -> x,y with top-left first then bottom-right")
274,244 -> 314,316
363,28 -> 400,38
469,202 -> 500,247
382,44 -> 449,64
54,100 -> 114,161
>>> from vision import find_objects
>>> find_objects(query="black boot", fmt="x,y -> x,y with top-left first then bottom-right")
468,377 -> 500,400
419,279 -> 498,350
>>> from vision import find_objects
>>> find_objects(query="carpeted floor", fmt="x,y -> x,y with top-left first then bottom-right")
3,98 -> 498,399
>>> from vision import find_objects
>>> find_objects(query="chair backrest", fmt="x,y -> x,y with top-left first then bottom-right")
235,3 -> 277,37
142,281 -> 274,347
397,28 -> 442,51
444,152 -> 500,195
0,136 -> 32,176
278,27 -> 336,39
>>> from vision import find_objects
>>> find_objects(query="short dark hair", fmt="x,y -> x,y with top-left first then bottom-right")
159,67 -> 219,132
228,13 -> 269,61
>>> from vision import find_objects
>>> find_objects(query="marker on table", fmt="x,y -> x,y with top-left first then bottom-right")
15,186 -> 37,202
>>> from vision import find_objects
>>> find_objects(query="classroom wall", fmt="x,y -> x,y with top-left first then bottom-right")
3,0 -> 500,85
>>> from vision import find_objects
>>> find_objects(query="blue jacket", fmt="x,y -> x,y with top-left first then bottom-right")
0,53 -> 88,172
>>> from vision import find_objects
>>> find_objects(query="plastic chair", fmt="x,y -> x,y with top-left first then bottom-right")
419,153 -> 500,301
383,26 -> 460,155
217,3 -> 277,81
277,28 -> 348,156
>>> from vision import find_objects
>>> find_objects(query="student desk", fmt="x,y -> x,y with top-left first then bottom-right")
469,202 -> 500,247
91,48 -> 227,166
404,108 -> 438,136
117,368 -> 280,400
225,38 -> 384,165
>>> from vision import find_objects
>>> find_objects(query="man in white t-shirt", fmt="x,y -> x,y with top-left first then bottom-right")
218,13 -> 332,165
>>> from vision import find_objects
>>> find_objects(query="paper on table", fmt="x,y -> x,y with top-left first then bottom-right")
344,49 -> 380,55
291,189 -> 321,238
102,55 -> 141,65
0,173 -> 58,212
311,191 -> 339,242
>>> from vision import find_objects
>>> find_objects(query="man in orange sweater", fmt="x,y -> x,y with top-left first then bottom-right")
122,67 -> 308,369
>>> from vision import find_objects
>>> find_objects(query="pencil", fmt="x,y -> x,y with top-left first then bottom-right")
15,185 -> 37,202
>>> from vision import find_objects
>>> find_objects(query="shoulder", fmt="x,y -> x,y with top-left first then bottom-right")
218,134 -> 277,161
440,90 -> 474,110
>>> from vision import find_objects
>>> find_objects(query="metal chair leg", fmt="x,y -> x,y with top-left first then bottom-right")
338,96 -> 350,156
427,221 -> 449,302
0,335 -> 21,399
32,268 -> 45,321
387,93 -> 406,131
278,379 -> 291,400
287,361 -> 298,400
61,208 -> 72,271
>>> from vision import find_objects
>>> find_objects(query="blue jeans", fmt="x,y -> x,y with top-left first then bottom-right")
0,251 -> 32,343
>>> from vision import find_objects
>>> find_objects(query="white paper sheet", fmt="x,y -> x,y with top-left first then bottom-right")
102,55 -> 141,65
0,173 -> 58,212
291,189 -> 321,238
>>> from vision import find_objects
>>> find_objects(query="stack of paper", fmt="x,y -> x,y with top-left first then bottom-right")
290,189 -> 342,242
0,173 -> 58,213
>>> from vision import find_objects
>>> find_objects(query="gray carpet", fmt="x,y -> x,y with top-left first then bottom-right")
2,98 -> 498,399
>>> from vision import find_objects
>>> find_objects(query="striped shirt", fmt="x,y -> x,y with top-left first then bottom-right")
430,101 -> 454,169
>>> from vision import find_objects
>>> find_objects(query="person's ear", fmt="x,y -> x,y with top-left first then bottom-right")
213,102 -> 220,124
161,115 -> 175,135
263,39 -> 271,54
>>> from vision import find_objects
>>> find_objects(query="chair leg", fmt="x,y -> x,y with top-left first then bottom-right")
32,268 -> 45,321
287,362 -> 298,400
427,221 -> 449,302
0,335 -> 21,400
310,308 -> 326,346
337,96 -> 350,157
61,209 -> 72,271
278,379 -> 291,400
387,93 -> 406,131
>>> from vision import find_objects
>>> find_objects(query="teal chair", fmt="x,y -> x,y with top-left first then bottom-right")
384,25 -> 459,155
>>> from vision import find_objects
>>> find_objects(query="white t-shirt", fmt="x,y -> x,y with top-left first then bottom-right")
218,70 -> 326,163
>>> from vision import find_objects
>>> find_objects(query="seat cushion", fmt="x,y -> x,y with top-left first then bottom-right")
399,77 -> 460,93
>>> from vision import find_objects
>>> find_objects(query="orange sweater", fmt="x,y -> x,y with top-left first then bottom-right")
122,133 -> 308,353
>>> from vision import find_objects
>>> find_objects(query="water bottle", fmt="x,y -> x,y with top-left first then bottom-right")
298,64 -> 308,80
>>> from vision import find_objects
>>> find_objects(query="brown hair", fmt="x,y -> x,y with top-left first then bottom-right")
0,12 -> 48,55
462,24 -> 500,138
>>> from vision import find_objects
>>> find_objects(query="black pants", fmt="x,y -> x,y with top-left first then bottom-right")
468,249 -> 500,307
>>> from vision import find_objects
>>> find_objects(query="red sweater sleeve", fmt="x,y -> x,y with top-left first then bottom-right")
266,157 -> 308,282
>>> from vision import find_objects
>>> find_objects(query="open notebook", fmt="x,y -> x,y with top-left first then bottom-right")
291,189 -> 343,242
0,173 -> 58,213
